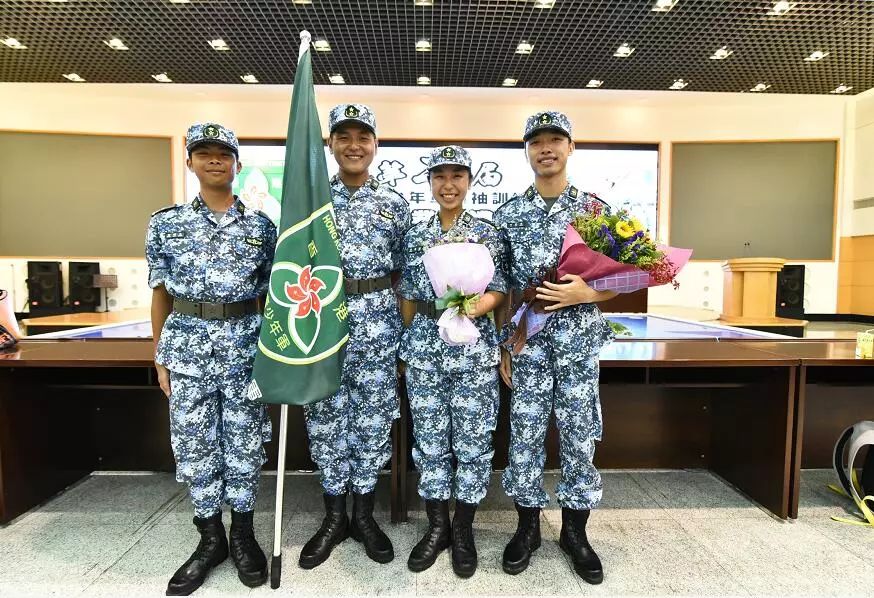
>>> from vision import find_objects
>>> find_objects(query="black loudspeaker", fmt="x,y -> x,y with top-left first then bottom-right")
69,261 -> 100,311
26,261 -> 63,311
776,265 -> 805,319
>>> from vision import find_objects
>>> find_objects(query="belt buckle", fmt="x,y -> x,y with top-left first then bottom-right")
200,302 -> 224,320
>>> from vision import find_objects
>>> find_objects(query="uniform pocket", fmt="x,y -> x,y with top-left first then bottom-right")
233,239 -> 263,260
165,235 -> 194,256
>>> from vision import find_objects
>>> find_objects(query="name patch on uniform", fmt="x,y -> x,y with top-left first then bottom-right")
507,221 -> 527,229
166,232 -> 186,240
379,209 -> 395,221
244,237 -> 263,247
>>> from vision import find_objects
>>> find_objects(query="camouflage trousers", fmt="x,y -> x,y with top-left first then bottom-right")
406,366 -> 499,504
303,347 -> 399,496
501,337 -> 603,510
168,366 -> 271,518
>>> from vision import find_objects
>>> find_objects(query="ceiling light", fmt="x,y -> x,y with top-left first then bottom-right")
804,50 -> 829,62
152,72 -> 173,83
614,43 -> 635,58
104,38 -> 129,51
292,0 -> 313,4
533,0 -> 555,8
329,74 -> 345,84
768,1 -> 792,15
241,74 -> 259,83
208,39 -> 230,51
750,83 -> 771,92
652,0 -> 679,12
830,84 -> 852,94
586,79 -> 603,88
2,38 -> 27,50
63,73 -> 85,82
413,0 -> 434,5
502,78 -> 518,87
516,41 -> 534,55
417,76 -> 431,85
669,78 -> 688,90
710,46 -> 733,60
416,39 -> 432,52
169,0 -> 191,3
312,39 -> 331,51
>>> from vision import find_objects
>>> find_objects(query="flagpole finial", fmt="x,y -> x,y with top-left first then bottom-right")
298,30 -> 311,61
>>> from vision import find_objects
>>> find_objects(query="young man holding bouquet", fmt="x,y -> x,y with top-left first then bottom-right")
299,104 -> 411,569
494,111 -> 617,584
398,145 -> 508,578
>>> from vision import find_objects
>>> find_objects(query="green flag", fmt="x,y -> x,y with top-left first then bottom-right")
249,35 -> 348,406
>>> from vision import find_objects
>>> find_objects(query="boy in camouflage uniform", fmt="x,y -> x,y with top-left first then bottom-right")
298,104 -> 411,569
398,146 -> 508,578
147,123 -> 276,595
493,111 -> 616,584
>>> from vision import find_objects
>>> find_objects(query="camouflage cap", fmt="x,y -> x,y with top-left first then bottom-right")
328,103 -> 377,135
523,110 -> 573,142
185,122 -> 239,155
426,145 -> 473,171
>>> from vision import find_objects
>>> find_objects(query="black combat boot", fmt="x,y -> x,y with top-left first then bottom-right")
451,500 -> 479,578
502,502 -> 541,575
228,510 -> 268,588
166,513 -> 229,596
559,507 -> 603,585
408,499 -> 451,572
349,491 -> 394,563
298,493 -> 349,569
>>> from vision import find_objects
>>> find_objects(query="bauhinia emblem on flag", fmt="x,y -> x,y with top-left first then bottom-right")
248,31 -> 349,405
261,213 -> 347,361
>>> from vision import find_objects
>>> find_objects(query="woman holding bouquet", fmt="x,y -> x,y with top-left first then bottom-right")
494,111 -> 617,585
398,145 -> 508,578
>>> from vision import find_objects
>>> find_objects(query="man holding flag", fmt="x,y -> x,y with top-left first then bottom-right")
247,32 -> 409,581
293,103 -> 410,569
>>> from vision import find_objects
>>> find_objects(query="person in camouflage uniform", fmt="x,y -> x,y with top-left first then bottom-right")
493,111 -> 616,585
299,104 -> 411,570
146,122 -> 275,595
398,145 -> 508,578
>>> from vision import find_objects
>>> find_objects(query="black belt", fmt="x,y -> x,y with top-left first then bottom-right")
414,301 -> 446,319
344,275 -> 392,295
172,298 -> 258,320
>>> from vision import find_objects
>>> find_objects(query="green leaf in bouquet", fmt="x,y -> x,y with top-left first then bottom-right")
461,293 -> 481,316
435,287 -> 465,310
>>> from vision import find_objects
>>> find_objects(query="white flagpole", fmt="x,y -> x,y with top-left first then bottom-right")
270,29 -> 311,591
270,404 -> 289,589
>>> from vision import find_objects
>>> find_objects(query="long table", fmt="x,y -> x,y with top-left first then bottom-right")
6,336 -> 867,525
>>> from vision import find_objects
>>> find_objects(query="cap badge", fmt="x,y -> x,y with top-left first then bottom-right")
344,105 -> 360,118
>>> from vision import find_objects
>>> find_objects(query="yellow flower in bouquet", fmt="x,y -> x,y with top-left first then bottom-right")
630,217 -> 644,233
615,220 -> 636,239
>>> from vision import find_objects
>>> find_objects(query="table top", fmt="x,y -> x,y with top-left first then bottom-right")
738,341 -> 872,366
21,308 -> 150,329
2,338 -> 805,369
0,340 -> 154,367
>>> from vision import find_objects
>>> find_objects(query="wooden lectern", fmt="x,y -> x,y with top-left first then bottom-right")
719,258 -> 806,335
